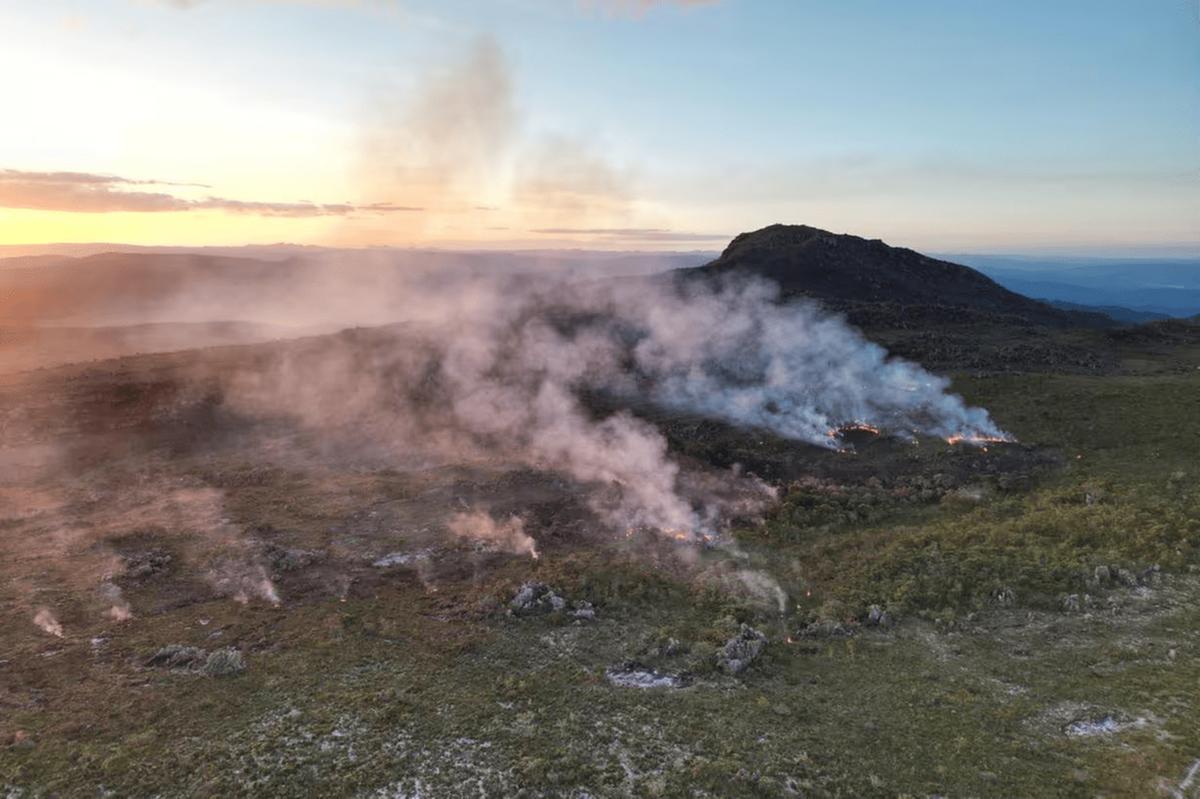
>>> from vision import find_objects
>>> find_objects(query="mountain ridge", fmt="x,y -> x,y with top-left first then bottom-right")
680,224 -> 1112,329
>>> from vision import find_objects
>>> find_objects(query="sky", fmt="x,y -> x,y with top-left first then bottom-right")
0,0 -> 1196,254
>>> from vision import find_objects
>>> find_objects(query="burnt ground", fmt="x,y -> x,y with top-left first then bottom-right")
1,327 -> 1199,796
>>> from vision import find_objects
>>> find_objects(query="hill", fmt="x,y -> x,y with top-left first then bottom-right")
954,254 -> 1200,318
680,224 -> 1111,329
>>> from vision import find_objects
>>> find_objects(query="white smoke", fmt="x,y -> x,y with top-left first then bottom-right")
447,511 -> 539,559
33,607 -> 64,637
593,276 -> 1010,447
210,562 -> 281,606
223,268 -> 1009,542
100,582 -> 133,622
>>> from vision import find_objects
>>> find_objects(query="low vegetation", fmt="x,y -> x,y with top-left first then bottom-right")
3,347 -> 1199,796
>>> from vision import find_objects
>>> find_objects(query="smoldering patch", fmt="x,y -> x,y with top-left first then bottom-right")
33,607 -> 64,638
447,510 -> 539,560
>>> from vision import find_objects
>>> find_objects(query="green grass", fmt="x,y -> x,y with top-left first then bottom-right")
744,371 -> 1200,620
4,369 -> 1200,797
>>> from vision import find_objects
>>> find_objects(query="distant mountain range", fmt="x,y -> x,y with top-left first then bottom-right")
4,227 -> 1195,376
947,254 -> 1200,318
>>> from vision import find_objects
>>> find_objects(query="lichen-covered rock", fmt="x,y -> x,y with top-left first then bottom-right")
145,644 -> 207,670
569,600 -> 596,621
796,620 -> 856,639
865,604 -> 894,629
717,624 -> 767,675
202,648 -> 246,677
264,545 -> 321,574
509,582 -> 567,616
122,549 -> 173,581
605,662 -> 685,689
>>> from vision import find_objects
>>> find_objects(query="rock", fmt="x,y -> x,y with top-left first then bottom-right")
202,648 -> 246,677
122,548 -> 173,581
509,582 -> 568,616
146,644 -> 245,676
372,548 -> 433,568
796,620 -> 856,639
569,600 -> 595,621
717,624 -> 767,675
1093,565 -> 1112,585
265,545 -> 321,573
865,604 -> 893,628
605,663 -> 685,689
145,644 -> 207,670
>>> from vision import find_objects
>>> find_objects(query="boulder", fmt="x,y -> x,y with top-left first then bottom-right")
569,600 -> 596,621
145,644 -> 206,670
509,582 -> 568,616
202,648 -> 246,677
865,604 -> 894,629
717,624 -> 767,675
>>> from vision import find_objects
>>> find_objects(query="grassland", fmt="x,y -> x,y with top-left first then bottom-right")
2,338 -> 1199,797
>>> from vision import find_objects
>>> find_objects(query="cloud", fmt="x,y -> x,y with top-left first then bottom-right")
0,169 -> 421,217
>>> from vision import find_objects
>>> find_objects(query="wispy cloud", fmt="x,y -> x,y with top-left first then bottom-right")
0,169 -> 421,216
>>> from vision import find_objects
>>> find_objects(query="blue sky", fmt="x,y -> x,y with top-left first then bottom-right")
0,0 -> 1195,253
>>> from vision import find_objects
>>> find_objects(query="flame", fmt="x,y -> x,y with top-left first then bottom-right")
841,422 -> 881,435
825,421 -> 884,453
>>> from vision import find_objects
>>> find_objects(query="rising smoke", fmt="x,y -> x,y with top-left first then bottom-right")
221,266 -> 1008,542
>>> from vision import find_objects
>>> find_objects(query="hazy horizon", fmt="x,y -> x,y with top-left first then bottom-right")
2,0 -> 1196,253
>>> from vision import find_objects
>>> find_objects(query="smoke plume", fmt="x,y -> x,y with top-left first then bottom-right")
221,267 -> 1007,540
447,511 -> 539,560
33,607 -> 64,637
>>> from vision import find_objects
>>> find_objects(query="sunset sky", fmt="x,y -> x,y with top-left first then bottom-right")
1,0 -> 1196,253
